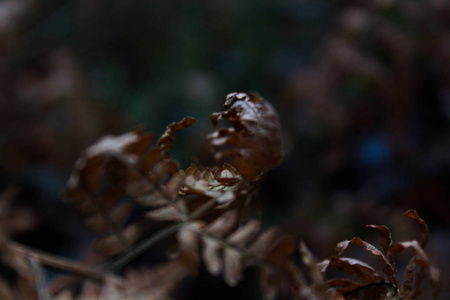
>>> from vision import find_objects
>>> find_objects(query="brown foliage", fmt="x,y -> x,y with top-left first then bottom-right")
208,92 -> 283,180
320,209 -> 440,300
0,93 -> 441,300
63,118 -> 196,256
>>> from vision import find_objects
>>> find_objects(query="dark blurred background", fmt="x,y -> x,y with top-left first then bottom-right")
0,0 -> 449,299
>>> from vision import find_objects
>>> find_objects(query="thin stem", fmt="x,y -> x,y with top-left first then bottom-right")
189,198 -> 216,219
9,243 -> 105,280
100,198 -> 217,272
99,222 -> 184,272
28,256 -> 50,300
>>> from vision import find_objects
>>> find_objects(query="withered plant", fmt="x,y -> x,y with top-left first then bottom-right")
0,92 -> 440,300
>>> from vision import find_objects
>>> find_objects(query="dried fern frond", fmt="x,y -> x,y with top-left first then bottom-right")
320,210 -> 440,300
64,118 -> 196,256
208,92 -> 283,181
166,211 -> 303,300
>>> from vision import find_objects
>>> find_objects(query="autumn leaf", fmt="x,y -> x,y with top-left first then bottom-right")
64,119 -> 196,256
172,212 -> 299,299
320,210 -> 440,300
208,92 -> 283,180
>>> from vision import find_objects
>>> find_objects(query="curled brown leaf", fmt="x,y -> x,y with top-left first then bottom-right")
403,209 -> 429,249
208,92 -> 283,180
336,237 -> 396,285
158,117 -> 197,155
389,240 -> 440,299
365,225 -> 392,256
322,256 -> 385,284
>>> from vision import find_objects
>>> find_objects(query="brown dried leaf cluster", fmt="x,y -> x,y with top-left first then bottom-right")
63,118 -> 196,256
320,209 -> 440,300
208,92 -> 283,181
178,212 -> 297,295
0,92 -> 442,300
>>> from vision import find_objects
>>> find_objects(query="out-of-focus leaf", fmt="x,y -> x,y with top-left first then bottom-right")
139,148 -> 163,174
164,172 -> 186,200
150,159 -> 180,186
0,187 -> 37,243
169,212 -> 300,299
300,241 -> 327,288
63,129 -> 153,255
202,237 -> 222,276
202,212 -> 238,275
227,220 -> 260,246
177,222 -> 203,273
205,211 -> 238,236
64,119 -> 195,256
299,241 -> 333,300
223,248 -> 241,286
84,202 -> 133,233
146,201 -> 187,222
0,278 -> 13,300
53,261 -> 189,300
223,220 -> 260,286
79,280 -> 101,299
250,227 -> 295,268
123,260 -> 190,300
260,268 -> 279,300
94,223 -> 142,256
52,290 -> 73,300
